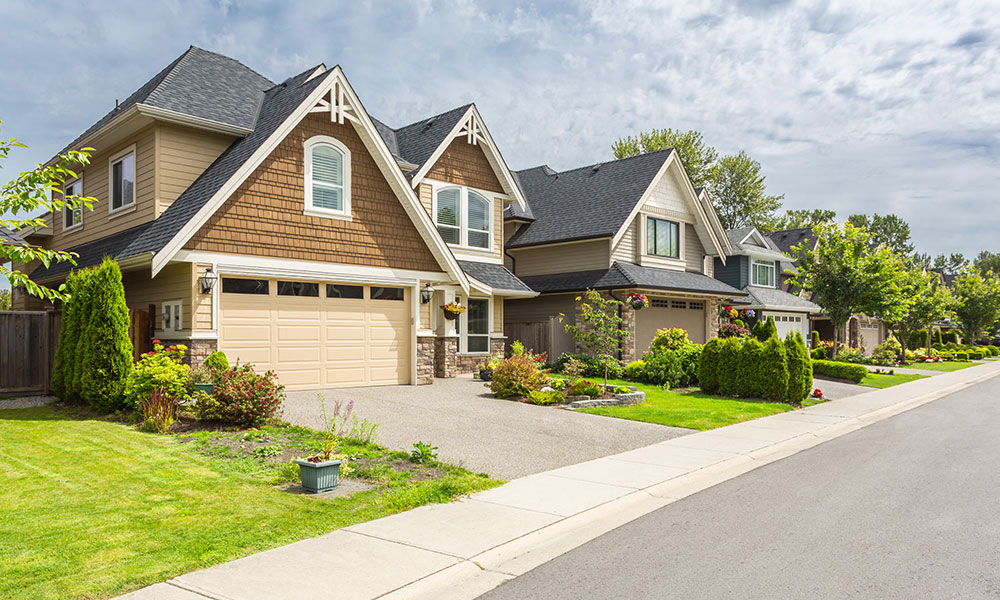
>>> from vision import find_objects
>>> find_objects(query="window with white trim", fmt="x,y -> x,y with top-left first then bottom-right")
461,297 -> 490,353
304,136 -> 351,218
161,300 -> 182,332
110,150 -> 135,212
435,186 -> 491,250
63,178 -> 83,231
646,216 -> 679,258
750,259 -> 775,287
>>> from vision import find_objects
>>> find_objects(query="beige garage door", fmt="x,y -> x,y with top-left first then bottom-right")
219,278 -> 411,390
635,298 -> 707,352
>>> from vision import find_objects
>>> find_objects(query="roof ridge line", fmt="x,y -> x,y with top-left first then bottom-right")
392,102 -> 474,132
612,261 -> 638,286
538,147 -> 676,177
145,46 -> 196,105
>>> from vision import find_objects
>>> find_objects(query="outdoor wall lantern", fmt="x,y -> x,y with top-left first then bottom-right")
199,268 -> 219,294
421,283 -> 435,304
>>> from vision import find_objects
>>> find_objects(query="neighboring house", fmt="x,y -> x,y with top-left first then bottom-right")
12,46 -> 535,390
714,227 -> 821,341
502,150 -> 746,362
767,227 -> 888,352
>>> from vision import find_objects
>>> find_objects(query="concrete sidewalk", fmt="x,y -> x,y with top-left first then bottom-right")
119,361 -> 1000,600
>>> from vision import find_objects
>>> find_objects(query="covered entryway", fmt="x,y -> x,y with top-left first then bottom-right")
219,277 -> 411,390
767,311 -> 809,341
635,298 -> 707,351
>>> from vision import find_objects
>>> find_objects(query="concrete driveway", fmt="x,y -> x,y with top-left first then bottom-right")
282,376 -> 692,479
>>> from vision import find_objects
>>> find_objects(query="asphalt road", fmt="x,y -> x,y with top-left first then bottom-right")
479,378 -> 1000,599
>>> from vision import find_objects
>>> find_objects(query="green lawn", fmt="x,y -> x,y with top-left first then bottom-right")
859,372 -> 929,389
905,361 -> 977,372
0,407 -> 499,600
569,377 -> 794,430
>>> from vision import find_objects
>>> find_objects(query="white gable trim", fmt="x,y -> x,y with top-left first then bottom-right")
740,228 -> 770,248
408,105 -> 527,211
610,152 -> 727,264
151,67 -> 469,293
697,189 -> 732,255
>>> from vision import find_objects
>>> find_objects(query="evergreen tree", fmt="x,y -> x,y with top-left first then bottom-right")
66,266 -> 97,403
51,270 -> 81,399
77,260 -> 133,412
785,331 -> 812,402
759,337 -> 789,401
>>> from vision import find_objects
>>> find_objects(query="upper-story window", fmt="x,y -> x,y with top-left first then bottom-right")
109,147 -> 135,214
435,186 -> 491,250
63,178 -> 83,232
751,258 -> 775,287
304,136 -> 351,219
646,216 -> 679,259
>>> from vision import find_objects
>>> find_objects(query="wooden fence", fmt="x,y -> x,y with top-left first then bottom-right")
0,311 -> 61,395
503,321 -> 550,357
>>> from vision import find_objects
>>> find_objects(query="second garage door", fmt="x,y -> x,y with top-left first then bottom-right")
219,278 -> 411,390
635,298 -> 707,351
768,311 -> 809,342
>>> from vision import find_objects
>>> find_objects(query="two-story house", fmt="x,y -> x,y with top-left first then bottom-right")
713,226 -> 821,341
12,46 -> 535,390
502,149 -> 746,362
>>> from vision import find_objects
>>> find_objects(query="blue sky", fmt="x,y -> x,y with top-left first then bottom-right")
2,0 -> 999,291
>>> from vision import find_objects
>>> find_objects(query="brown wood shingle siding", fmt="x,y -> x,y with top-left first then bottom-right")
183,113 -> 441,272
425,138 -> 504,194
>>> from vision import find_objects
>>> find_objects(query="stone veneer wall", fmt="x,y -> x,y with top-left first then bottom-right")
434,337 -> 457,378
416,336 -> 435,385
455,337 -> 506,374
159,338 -> 217,366
571,291 -> 637,363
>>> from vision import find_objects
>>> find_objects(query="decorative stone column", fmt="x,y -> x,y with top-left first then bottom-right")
416,336 -> 436,384
620,303 -> 637,364
434,337 -> 457,378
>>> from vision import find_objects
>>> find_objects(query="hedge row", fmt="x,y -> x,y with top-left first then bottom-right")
811,359 -> 868,383
699,331 -> 811,402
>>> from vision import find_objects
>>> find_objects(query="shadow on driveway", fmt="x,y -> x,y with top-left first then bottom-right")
282,376 -> 692,480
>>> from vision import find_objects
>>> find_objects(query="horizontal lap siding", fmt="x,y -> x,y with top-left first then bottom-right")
685,223 -> 703,272
122,263 -> 192,331
183,113 -> 440,272
157,124 -> 235,216
493,297 -> 503,334
510,240 -> 610,277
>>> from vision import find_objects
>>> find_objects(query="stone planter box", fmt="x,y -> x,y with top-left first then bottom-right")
567,391 -> 645,409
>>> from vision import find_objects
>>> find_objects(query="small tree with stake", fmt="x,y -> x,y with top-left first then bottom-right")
563,289 -> 630,388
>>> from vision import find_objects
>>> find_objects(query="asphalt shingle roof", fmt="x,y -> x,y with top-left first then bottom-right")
458,261 -> 533,294
57,46 -> 274,156
507,149 -> 674,249
767,227 -> 814,257
31,222 -> 153,280
518,261 -> 745,296
0,226 -> 24,246
742,285 -> 821,312
725,227 -> 788,261
372,104 -> 472,175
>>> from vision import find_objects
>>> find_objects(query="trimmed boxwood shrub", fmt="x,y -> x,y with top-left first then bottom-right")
812,359 -> 868,383
969,350 -> 985,360
941,331 -> 959,344
731,337 -> 764,397
642,347 -> 684,388
954,351 -> 969,361
624,360 -> 646,381
203,351 -> 230,371
698,338 -> 723,394
785,332 -> 812,402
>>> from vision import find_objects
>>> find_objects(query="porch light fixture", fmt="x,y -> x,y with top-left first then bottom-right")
421,283 -> 435,304
199,268 -> 219,294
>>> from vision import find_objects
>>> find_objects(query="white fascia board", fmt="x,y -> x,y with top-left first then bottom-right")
42,105 -> 141,167
174,251 -> 452,285
408,106 -> 474,189
135,104 -> 252,136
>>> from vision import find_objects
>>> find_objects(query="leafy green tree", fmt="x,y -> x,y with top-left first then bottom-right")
710,151 -> 784,230
933,253 -> 968,275
77,259 -> 133,412
612,128 -> 718,188
564,289 -> 630,387
0,288 -> 10,310
847,213 -> 914,255
973,251 -> 1000,276
880,265 -> 955,360
950,266 -> 1000,342
1,120 -> 95,302
790,223 -> 907,360
767,209 -> 837,231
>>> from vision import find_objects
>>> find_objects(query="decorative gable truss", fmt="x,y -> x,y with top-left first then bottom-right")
409,105 -> 528,212
152,66 -> 470,293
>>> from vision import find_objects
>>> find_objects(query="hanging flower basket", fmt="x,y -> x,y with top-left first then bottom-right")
442,302 -> 466,320
626,292 -> 649,310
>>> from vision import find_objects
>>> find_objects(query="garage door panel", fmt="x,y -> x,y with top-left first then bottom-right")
636,303 -> 707,350
278,369 -> 325,386
326,325 -> 366,341
276,325 -> 322,342
226,347 -> 272,366
369,365 -> 407,384
326,367 -> 367,387
221,324 -> 272,342
276,346 -> 322,364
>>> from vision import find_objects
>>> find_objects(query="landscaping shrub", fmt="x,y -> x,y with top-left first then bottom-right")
938,351 -> 953,360
78,260 -> 134,412
642,347 -> 684,388
733,337 -> 765,397
715,336 -> 745,396
553,352 -> 623,379
203,351 -> 230,371
528,389 -> 566,405
759,337 -> 789,401
970,350 -> 985,360
649,327 -> 690,351
990,346 -> 1000,357
941,331 -> 958,344
954,351 -> 969,361
698,338 -> 724,394
870,336 -> 901,366
125,342 -> 192,408
489,355 -> 544,398
51,270 -> 84,400
549,378 -> 567,391
907,329 -> 930,351
567,379 -> 603,398
718,322 -> 750,338
784,332 -> 812,403
811,359 -> 868,383
753,316 -> 778,342
193,364 -> 285,427
624,360 -> 646,381
811,330 -> 821,350
675,343 -> 703,387
66,266 -> 98,403
934,329 -> 944,345
139,387 -> 177,433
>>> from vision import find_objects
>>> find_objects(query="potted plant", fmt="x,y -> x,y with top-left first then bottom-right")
441,301 -> 466,320
188,365 -> 214,394
625,292 -> 649,310
478,355 -> 500,381
294,395 -> 352,493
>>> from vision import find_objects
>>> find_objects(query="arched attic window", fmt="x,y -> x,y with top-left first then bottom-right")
304,136 -> 351,219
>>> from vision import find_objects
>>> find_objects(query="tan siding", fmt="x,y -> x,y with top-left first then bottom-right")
47,126 -> 157,248
122,263 -> 192,331
510,240 -> 610,277
704,256 -> 714,277
419,297 -> 431,330
157,124 -> 235,217
418,182 -> 433,215
612,220 -> 638,263
425,138 -> 504,193
184,113 -> 441,272
493,297 -> 503,334
684,223 -> 703,271
192,263 -> 214,331
493,200 -> 503,259
642,167 -> 693,216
